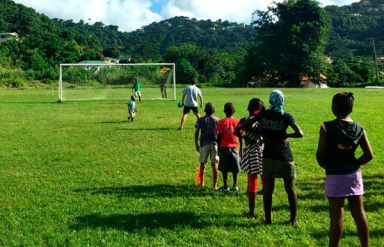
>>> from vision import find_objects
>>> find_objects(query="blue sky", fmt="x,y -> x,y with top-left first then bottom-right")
13,0 -> 359,32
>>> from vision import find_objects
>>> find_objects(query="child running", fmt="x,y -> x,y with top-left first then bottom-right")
195,103 -> 220,190
316,92 -> 373,247
217,102 -> 241,193
259,90 -> 304,225
127,95 -> 137,122
235,98 -> 265,219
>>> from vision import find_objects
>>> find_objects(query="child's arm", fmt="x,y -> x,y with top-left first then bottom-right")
238,135 -> 243,157
181,94 -> 186,107
357,130 -> 373,165
198,95 -> 203,109
287,122 -> 304,138
195,128 -> 200,152
316,124 -> 327,168
217,133 -> 222,148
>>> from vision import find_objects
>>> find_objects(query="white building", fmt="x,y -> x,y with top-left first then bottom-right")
0,32 -> 19,43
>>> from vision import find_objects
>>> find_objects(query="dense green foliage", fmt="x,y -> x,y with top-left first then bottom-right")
0,88 -> 383,246
0,0 -> 383,86
248,0 -> 331,86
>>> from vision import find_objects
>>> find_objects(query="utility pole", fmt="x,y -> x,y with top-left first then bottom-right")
371,38 -> 380,83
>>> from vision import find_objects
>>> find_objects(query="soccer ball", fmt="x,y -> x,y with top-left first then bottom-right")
177,102 -> 183,108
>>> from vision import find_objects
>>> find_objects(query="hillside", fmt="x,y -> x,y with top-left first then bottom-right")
0,0 -> 383,86
325,0 -> 384,58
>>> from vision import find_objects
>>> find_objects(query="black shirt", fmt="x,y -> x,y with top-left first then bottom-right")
323,119 -> 364,175
259,110 -> 295,161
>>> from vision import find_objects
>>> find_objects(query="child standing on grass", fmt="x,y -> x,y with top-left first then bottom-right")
259,90 -> 304,225
127,95 -> 137,122
316,92 -> 373,247
195,103 -> 219,190
217,102 -> 241,193
235,98 -> 265,219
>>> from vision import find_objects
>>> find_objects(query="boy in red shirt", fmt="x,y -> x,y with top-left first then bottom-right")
217,102 -> 241,192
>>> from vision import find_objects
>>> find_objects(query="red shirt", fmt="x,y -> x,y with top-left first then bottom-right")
217,117 -> 240,148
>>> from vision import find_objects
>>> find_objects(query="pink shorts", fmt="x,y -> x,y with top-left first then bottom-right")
325,170 -> 364,198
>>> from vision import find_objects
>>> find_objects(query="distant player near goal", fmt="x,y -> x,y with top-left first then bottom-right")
179,78 -> 203,130
132,78 -> 141,101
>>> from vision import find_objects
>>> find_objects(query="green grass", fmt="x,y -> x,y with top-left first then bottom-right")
0,88 -> 383,246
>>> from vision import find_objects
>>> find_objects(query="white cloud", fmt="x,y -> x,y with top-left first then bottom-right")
161,0 -> 359,24
13,0 -> 162,32
13,0 -> 359,32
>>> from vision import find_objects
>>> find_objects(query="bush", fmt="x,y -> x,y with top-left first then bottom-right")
0,67 -> 26,88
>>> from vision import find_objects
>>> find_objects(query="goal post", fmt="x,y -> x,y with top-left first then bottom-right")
58,63 -> 176,102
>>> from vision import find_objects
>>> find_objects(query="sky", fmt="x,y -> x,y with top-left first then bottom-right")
13,0 -> 359,32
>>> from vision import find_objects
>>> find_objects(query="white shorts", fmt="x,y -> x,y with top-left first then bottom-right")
129,111 -> 136,118
134,91 -> 141,97
200,144 -> 219,164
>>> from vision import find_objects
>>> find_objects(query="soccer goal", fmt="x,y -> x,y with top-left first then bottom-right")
58,63 -> 176,102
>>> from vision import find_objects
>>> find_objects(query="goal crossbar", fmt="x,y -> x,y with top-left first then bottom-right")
58,63 -> 176,102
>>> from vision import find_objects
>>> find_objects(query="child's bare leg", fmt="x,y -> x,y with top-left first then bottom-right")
245,174 -> 257,218
179,114 -> 188,129
348,196 -> 369,247
248,192 -> 256,218
263,178 -> 275,224
199,163 -> 206,187
328,197 -> 345,247
284,178 -> 297,225
211,162 -> 218,190
222,172 -> 228,188
232,172 -> 238,188
194,112 -> 200,121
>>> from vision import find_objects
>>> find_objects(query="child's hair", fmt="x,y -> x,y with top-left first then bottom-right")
224,102 -> 235,117
190,78 -> 196,85
332,92 -> 354,118
204,102 -> 215,115
131,95 -> 136,101
247,98 -> 265,115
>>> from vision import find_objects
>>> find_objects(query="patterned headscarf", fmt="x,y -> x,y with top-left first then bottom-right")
269,90 -> 285,115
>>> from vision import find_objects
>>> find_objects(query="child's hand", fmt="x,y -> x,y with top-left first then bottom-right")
195,144 -> 200,152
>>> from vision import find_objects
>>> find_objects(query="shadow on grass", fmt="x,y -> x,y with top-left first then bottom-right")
100,120 -> 127,124
296,180 -> 325,201
116,127 -> 175,131
72,212 -> 260,232
362,174 -> 384,198
72,212 -> 203,232
311,228 -> 384,240
74,184 -> 222,198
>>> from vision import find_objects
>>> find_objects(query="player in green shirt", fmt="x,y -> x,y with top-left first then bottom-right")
132,78 -> 141,101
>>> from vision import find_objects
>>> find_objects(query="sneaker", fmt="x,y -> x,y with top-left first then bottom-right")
231,187 -> 240,193
219,187 -> 230,193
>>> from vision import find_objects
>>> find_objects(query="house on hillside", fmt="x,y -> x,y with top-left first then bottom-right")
77,57 -> 120,65
0,32 -> 19,43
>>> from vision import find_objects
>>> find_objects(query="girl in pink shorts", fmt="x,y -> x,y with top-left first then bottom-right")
316,92 -> 373,247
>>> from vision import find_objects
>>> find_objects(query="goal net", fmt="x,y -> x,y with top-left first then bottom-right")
58,63 -> 176,102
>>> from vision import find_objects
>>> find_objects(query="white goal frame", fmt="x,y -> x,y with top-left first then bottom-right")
58,63 -> 176,102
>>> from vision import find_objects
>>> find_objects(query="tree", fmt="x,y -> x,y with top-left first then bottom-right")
249,0 -> 331,86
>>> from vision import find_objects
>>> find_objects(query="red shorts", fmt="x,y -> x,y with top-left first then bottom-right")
247,174 -> 259,193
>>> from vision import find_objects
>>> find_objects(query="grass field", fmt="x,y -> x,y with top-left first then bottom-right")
0,87 -> 383,246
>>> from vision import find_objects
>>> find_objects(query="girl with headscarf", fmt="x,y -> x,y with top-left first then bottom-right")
258,89 -> 304,225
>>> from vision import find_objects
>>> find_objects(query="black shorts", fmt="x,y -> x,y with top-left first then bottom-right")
218,147 -> 240,173
183,106 -> 198,114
